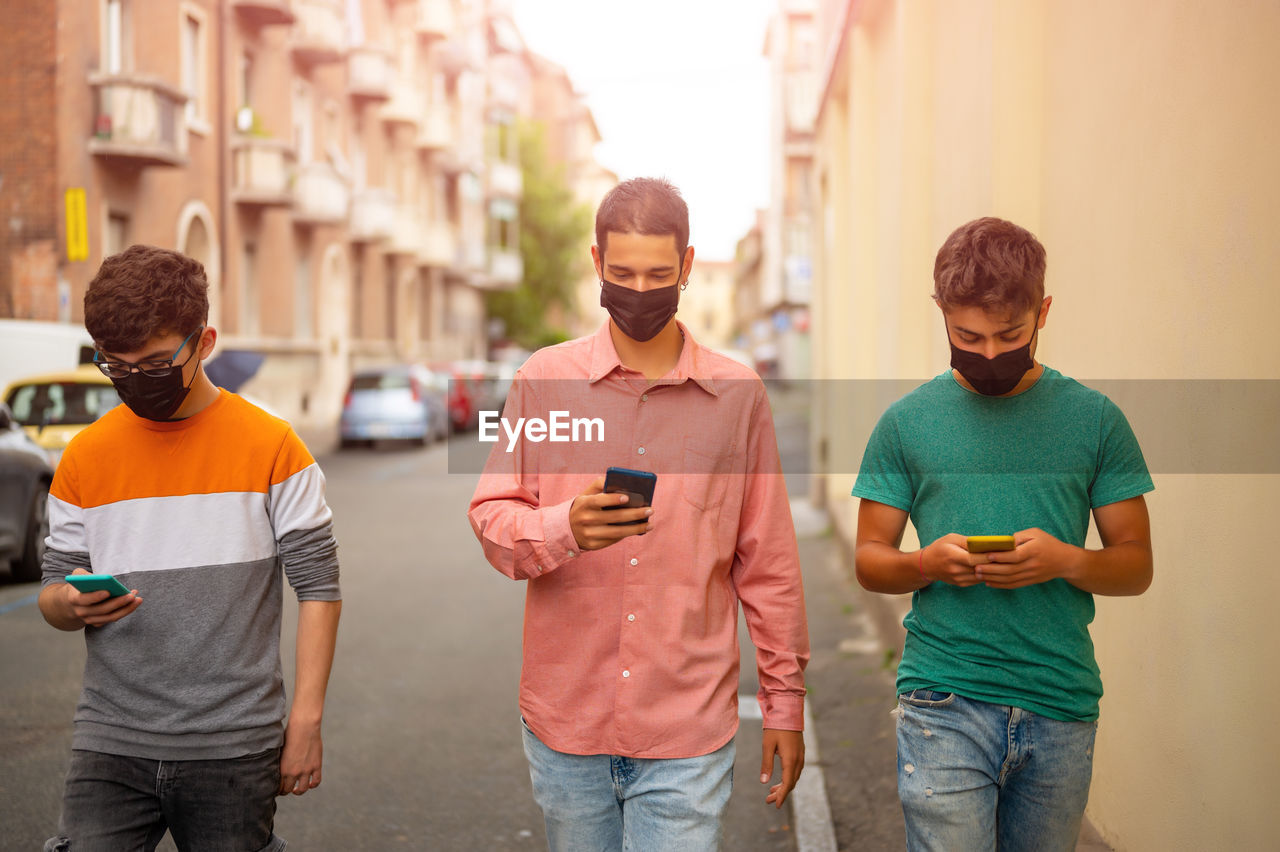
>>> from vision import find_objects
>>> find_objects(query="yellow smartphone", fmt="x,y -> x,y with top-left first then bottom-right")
967,535 -> 1016,553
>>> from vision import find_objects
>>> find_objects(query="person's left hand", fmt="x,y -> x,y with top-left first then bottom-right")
760,728 -> 805,808
279,718 -> 323,796
974,527 -> 1081,589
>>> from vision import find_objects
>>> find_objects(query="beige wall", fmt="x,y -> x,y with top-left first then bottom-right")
813,1 -> 1280,848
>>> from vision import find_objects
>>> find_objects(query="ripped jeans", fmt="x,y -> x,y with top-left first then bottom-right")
895,690 -> 1097,852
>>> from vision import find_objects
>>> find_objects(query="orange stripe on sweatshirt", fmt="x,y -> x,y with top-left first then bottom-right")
51,391 -> 315,510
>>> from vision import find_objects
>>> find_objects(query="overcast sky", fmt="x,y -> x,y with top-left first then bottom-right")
510,0 -> 775,262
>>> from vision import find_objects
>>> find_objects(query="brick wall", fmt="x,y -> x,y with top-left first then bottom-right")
0,0 -> 58,317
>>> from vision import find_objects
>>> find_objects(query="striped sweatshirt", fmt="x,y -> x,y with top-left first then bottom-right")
41,389 -> 341,760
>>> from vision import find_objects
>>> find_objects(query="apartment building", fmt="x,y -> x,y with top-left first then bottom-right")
525,53 -> 615,340
809,1 -> 1280,848
0,0 -> 534,436
743,0 -> 816,380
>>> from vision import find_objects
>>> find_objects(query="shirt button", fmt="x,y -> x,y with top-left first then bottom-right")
567,550 -> 576,558
630,558 -> 638,566
622,669 -> 631,678
637,446 -> 646,455
627,614 -> 636,622
641,394 -> 648,402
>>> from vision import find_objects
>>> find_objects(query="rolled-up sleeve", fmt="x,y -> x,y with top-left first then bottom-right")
468,373 -> 580,581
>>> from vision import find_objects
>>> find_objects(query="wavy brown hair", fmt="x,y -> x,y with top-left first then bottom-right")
84,244 -> 209,352
933,217 -> 1046,317
595,177 -> 689,261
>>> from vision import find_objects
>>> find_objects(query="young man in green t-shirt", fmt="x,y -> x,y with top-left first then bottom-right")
852,217 -> 1153,851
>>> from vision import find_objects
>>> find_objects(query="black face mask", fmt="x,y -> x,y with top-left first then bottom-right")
599,277 -> 681,343
949,327 -> 1037,396
111,353 -> 200,421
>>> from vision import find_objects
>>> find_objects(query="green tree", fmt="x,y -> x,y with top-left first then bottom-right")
484,121 -> 592,351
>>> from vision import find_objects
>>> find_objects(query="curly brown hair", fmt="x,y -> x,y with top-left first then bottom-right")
84,244 -> 209,352
933,217 -> 1046,317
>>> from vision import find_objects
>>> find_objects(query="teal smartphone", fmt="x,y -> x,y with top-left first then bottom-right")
65,573 -> 132,598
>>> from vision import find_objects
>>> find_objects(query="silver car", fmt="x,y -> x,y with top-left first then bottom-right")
0,402 -> 54,582
339,365 -> 449,449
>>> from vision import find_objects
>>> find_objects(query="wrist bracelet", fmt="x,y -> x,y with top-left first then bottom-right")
918,547 -> 927,582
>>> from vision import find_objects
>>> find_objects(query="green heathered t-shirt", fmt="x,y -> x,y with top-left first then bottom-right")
851,366 -> 1153,721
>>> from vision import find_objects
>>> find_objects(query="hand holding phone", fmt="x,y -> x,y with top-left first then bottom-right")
568,469 -> 657,552
602,467 -> 657,527
63,572 -> 142,627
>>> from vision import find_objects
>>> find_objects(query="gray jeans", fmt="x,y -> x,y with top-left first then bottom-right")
45,748 -> 286,852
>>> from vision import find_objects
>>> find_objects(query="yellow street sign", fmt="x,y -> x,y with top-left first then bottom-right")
65,187 -> 89,262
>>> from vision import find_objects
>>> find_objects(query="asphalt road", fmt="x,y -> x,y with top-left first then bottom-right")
0,388 -> 907,850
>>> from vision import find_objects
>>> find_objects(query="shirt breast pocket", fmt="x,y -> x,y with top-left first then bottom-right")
680,439 -> 729,512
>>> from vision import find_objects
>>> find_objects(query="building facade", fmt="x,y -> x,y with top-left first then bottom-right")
809,1 -> 1280,848
0,0 -> 545,438
749,0 -> 817,379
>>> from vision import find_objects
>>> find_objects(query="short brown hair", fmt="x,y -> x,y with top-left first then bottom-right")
933,217 -> 1046,316
84,244 -> 209,352
595,177 -> 689,261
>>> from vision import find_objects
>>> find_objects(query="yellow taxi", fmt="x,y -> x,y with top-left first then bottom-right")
2,365 -> 120,465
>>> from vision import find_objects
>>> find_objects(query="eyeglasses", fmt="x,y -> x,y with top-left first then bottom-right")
94,327 -> 204,379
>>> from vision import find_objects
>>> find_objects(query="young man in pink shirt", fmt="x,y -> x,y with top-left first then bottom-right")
468,178 -> 810,850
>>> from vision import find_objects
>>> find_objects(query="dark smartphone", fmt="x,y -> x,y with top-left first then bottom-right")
603,467 -> 657,526
65,573 -> 132,598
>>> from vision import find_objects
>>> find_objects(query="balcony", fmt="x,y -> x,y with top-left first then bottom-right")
231,137 -> 296,206
291,0 -> 345,66
415,101 -> 456,151
388,209 -> 427,257
292,161 -> 349,224
487,249 -> 522,288
348,46 -> 393,102
350,188 -> 397,242
486,160 -> 522,199
413,0 -> 457,41
87,73 -> 188,168
381,81 -> 422,128
420,221 -> 455,267
231,0 -> 295,27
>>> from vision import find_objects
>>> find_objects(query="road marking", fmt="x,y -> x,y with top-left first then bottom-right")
739,694 -> 837,852
0,593 -> 38,616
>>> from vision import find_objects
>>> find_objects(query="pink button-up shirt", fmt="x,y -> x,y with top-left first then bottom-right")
468,322 -> 809,758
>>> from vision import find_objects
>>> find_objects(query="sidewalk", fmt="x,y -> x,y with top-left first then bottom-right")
808,500 -> 1112,851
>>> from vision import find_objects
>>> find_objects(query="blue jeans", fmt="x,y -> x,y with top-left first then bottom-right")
895,690 -> 1097,852
521,718 -> 735,852
45,748 -> 286,852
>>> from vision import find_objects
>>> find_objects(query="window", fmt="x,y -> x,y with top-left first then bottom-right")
240,242 -> 259,336
294,81 -> 314,163
350,245 -> 364,339
181,6 -> 209,130
384,258 -> 397,340
104,0 -> 130,74
295,236 -> 313,339
106,211 -> 129,257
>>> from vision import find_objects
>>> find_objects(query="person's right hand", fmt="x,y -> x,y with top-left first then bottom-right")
569,476 -> 654,551
64,569 -> 142,627
920,535 -> 985,587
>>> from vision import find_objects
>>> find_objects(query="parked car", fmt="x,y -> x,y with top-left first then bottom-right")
339,365 -> 448,449
2,364 -> 121,466
0,401 -> 54,582
435,360 -> 516,432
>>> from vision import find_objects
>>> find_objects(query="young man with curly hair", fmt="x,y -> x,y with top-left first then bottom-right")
38,244 -> 342,852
